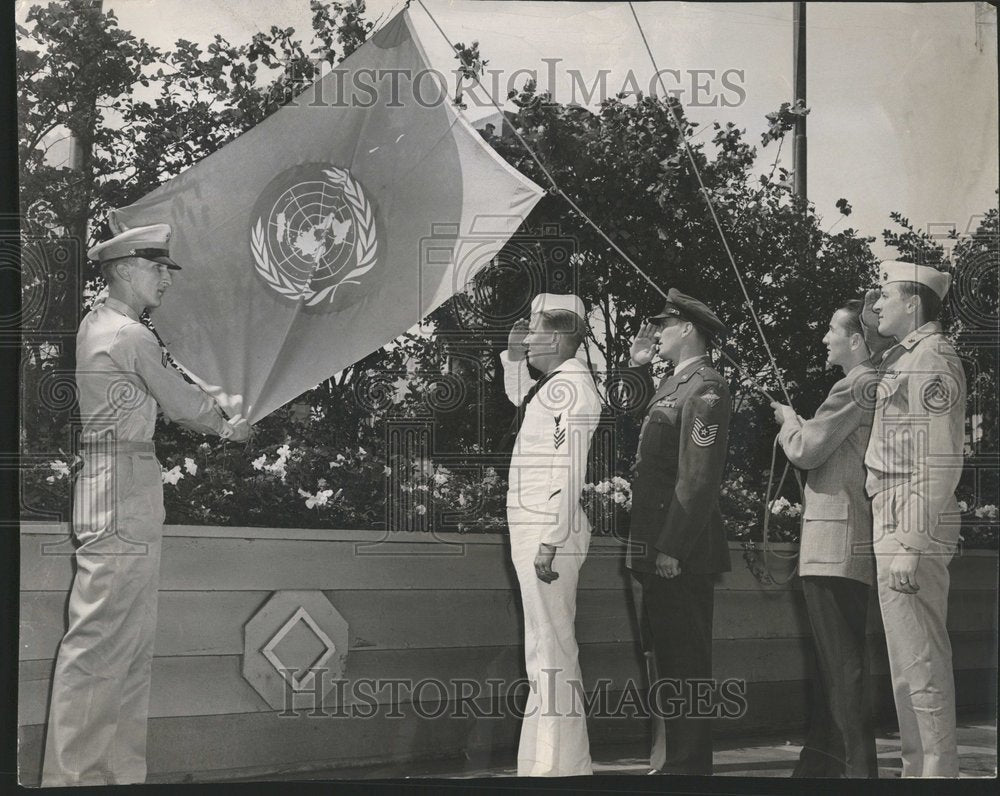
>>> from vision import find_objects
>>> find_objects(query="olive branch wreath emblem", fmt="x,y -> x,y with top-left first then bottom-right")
250,167 -> 378,306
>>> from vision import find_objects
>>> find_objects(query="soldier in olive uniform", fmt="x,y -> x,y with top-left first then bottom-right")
624,288 -> 731,775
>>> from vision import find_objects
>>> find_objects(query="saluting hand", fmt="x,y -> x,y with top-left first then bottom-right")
629,322 -> 659,366
534,543 -> 559,583
508,318 -> 530,362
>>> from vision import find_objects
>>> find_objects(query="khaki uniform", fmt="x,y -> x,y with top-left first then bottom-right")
501,351 -> 601,777
43,297 -> 231,786
864,321 -> 966,778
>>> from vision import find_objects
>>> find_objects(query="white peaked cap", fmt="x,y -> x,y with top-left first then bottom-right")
530,293 -> 587,320
879,260 -> 952,299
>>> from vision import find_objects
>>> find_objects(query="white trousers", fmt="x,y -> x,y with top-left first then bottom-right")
872,484 -> 959,778
42,451 -> 165,786
507,502 -> 593,777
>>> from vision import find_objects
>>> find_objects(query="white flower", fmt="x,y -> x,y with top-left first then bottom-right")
357,446 -> 367,457
457,493 -> 468,507
317,478 -> 327,488
769,497 -> 792,515
199,442 -> 211,451
276,444 -> 291,458
582,483 -> 594,492
957,500 -> 969,513
612,476 -> 630,490
252,454 -> 267,471
46,459 -> 71,483
308,489 -> 334,509
161,465 -> 184,485
613,491 -> 627,505
183,457 -> 198,476
415,504 -> 427,515
433,471 -> 449,485
383,466 -> 393,477
416,484 -> 429,492
594,480 -> 611,495
974,504 -> 998,521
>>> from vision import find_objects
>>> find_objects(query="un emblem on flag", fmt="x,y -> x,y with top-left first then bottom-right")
250,163 -> 378,307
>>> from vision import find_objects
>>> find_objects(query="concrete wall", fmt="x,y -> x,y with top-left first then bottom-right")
18,523 -> 998,783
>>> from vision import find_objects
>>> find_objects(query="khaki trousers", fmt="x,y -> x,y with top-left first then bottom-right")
872,484 -> 959,778
42,450 -> 166,786
507,502 -> 593,777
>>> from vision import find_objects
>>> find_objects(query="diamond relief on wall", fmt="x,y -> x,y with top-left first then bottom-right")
243,590 -> 350,710
261,606 -> 337,691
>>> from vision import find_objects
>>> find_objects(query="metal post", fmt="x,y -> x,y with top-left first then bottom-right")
792,1 -> 807,201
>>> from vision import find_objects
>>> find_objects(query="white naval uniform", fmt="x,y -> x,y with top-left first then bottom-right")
42,297 -> 233,786
500,351 -> 601,777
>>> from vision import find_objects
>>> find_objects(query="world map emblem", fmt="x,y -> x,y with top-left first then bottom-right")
250,163 -> 378,306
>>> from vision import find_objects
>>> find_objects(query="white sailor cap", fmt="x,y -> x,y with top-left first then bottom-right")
879,260 -> 951,299
530,293 -> 587,320
88,223 -> 181,270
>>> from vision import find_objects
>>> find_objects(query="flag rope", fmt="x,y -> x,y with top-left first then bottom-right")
412,0 -> 787,407
627,1 -> 794,409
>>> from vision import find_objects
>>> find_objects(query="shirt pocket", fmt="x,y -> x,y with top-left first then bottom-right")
799,495 -> 850,565
876,376 -> 907,415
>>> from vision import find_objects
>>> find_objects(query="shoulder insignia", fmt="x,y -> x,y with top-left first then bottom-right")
701,390 -> 721,407
921,375 -> 954,414
691,417 -> 720,447
553,414 -> 565,449
655,397 -> 677,409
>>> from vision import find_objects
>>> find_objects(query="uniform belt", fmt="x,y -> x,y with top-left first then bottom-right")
81,440 -> 156,454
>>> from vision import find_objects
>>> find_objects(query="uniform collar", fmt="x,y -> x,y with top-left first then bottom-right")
655,355 -> 709,400
544,355 -> 591,378
673,355 -> 706,376
103,296 -> 141,322
897,321 -> 942,351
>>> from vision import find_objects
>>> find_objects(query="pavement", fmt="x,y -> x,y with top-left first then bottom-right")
272,718 -> 997,781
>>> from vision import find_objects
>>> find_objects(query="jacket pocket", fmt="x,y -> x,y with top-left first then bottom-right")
799,496 -> 850,565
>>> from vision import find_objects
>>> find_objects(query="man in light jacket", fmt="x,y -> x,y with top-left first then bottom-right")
500,293 -> 602,776
771,297 -> 893,778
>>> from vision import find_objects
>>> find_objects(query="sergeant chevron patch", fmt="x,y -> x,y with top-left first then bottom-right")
553,415 -> 565,449
691,417 -> 719,447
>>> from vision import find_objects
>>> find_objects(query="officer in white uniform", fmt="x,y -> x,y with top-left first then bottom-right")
866,260 -> 966,777
42,224 -> 250,786
499,293 -> 602,776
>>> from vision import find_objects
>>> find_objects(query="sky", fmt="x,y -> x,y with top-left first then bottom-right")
17,0 -> 999,258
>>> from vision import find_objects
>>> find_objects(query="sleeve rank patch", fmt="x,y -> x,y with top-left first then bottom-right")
553,414 -> 565,449
691,416 -> 719,447
921,375 -> 953,414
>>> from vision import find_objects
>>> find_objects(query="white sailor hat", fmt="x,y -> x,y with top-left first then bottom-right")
530,293 -> 587,320
88,223 -> 181,270
879,260 -> 951,299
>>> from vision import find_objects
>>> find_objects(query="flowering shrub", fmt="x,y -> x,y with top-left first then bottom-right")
581,477 -> 632,538
19,448 -> 999,550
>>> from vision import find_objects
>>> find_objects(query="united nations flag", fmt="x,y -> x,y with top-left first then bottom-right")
110,9 -> 543,423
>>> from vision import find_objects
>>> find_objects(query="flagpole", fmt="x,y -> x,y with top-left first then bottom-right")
792,1 -> 807,202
